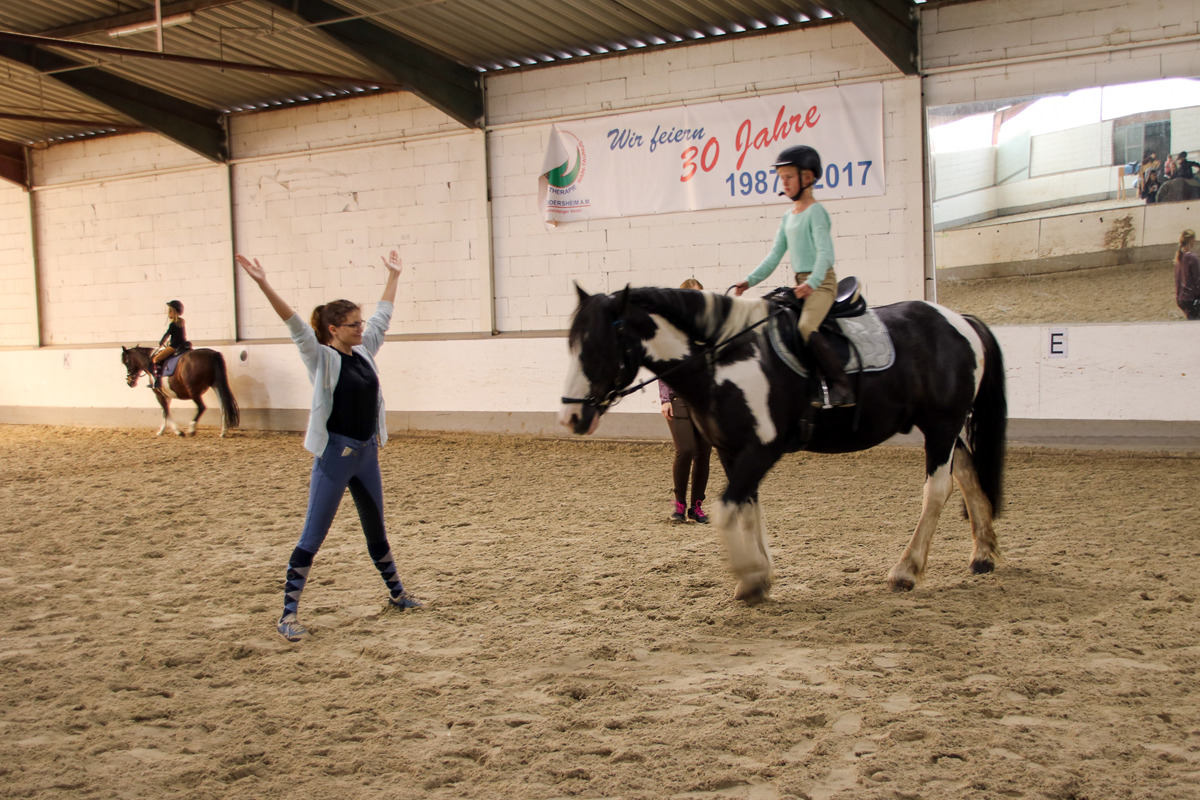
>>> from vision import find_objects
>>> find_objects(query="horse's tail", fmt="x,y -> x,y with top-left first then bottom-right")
963,315 -> 1006,516
212,353 -> 240,429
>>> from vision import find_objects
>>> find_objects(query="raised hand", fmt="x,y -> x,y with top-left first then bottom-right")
381,250 -> 403,275
235,254 -> 266,284
236,255 -> 295,321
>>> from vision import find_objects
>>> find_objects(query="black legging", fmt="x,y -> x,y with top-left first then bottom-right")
667,396 -> 711,506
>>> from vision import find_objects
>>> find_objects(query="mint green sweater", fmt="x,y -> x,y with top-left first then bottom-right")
745,203 -> 835,291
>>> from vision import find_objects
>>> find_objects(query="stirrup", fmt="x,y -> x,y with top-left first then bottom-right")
811,378 -> 855,409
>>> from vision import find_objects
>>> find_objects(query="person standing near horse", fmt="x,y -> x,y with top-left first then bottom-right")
235,251 -> 422,643
152,300 -> 189,389
1175,228 -> 1200,321
732,145 -> 854,407
661,278 -> 712,524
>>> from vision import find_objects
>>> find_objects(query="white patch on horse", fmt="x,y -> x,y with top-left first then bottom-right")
645,314 -> 690,362
712,296 -> 768,343
714,345 -> 776,444
558,343 -> 589,427
928,303 -> 985,395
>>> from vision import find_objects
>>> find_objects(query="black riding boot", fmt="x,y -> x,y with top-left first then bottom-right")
152,362 -> 162,390
806,331 -> 855,408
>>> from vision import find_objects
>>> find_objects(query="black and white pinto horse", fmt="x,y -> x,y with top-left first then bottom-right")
560,286 -> 1006,603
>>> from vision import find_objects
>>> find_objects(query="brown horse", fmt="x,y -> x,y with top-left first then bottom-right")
121,346 -> 240,437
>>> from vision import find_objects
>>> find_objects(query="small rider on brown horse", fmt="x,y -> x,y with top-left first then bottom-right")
152,300 -> 191,389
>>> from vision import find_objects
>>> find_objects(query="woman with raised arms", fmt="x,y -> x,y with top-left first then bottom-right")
235,251 -> 422,642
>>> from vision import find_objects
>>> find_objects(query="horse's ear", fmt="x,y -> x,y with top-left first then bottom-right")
574,282 -> 589,305
121,346 -> 127,354
615,283 -> 632,316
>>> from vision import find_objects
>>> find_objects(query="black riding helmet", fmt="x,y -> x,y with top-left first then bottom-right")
167,300 -> 184,314
773,145 -> 822,200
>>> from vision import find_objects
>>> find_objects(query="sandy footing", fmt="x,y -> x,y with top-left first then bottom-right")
1,426 -> 1198,799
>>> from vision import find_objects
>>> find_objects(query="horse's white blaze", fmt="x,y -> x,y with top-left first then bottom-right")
714,346 -> 776,444
714,296 -> 769,343
558,344 -> 589,428
645,314 -> 690,362
928,303 -> 985,396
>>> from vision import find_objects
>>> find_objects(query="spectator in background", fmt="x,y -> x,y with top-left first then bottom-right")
661,278 -> 711,524
1139,153 -> 1161,201
1176,151 -> 1200,181
1144,168 -> 1161,203
1175,229 -> 1200,320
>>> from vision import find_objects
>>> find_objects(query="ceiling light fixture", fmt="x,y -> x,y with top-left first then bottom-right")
107,12 -> 193,37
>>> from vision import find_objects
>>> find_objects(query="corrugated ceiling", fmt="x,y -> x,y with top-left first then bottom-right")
0,0 -> 927,148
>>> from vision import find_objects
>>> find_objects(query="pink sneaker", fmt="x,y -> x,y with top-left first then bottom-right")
671,500 -> 686,522
688,501 -> 709,524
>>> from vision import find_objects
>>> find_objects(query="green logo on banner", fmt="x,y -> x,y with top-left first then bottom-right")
547,149 -> 582,189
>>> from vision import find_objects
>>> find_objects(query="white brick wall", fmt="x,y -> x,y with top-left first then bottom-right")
1171,106 -> 1200,154
0,183 -> 35,347
487,24 -> 922,331
1030,123 -> 1108,176
231,91 -> 465,160
923,0 -> 1200,72
231,130 -> 488,338
34,131 -> 211,187
933,148 -> 997,200
33,137 -> 233,346
923,1 -> 1200,108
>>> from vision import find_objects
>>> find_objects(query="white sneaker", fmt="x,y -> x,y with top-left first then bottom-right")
276,613 -> 309,641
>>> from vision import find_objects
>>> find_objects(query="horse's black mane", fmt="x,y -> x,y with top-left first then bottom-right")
585,286 -> 740,345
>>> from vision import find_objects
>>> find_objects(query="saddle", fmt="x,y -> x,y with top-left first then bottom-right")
765,277 -> 895,379
154,341 -> 191,379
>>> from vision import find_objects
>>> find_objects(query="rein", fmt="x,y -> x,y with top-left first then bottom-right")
562,301 -> 788,410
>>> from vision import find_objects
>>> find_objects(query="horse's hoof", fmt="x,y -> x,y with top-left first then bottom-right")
889,577 -> 915,592
970,559 -> 995,575
734,578 -> 771,605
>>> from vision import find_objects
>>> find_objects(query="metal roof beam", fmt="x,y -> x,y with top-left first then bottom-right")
263,0 -> 484,129
40,0 -> 247,39
0,41 -> 226,162
824,0 -> 918,75
0,31 -> 401,89
0,112 -> 141,132
0,140 -> 28,188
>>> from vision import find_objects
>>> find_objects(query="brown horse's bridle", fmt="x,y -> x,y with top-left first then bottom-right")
123,348 -> 154,389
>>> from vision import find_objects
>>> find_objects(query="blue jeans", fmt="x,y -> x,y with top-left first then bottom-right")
284,432 -> 405,618
297,432 -> 385,553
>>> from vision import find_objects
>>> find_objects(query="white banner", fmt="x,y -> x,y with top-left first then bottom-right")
539,82 -> 885,224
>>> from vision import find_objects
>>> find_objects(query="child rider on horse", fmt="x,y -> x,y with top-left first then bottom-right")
152,300 -> 189,389
732,145 -> 854,407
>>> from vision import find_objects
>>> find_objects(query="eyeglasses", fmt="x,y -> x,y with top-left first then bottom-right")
338,321 -> 365,331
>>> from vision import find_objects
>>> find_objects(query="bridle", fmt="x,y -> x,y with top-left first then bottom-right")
561,295 -> 786,412
560,317 -> 644,411
122,348 -> 150,387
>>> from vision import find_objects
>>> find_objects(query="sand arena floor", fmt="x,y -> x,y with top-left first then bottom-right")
935,261 -> 1186,326
1,425 -> 1199,800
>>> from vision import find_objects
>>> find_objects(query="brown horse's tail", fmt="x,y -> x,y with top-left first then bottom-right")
212,353 -> 240,429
